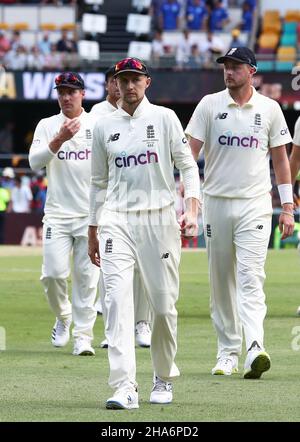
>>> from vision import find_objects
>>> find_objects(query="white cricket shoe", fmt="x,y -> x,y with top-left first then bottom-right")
73,337 -> 95,356
296,306 -> 300,316
99,338 -> 108,348
51,318 -> 71,347
211,355 -> 238,376
135,321 -> 151,348
150,376 -> 173,404
106,385 -> 139,410
243,342 -> 271,379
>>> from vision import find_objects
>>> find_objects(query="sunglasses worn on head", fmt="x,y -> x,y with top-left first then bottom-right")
55,73 -> 82,86
115,58 -> 144,72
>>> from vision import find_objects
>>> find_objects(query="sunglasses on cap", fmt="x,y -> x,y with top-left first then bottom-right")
114,58 -> 149,76
54,72 -> 84,89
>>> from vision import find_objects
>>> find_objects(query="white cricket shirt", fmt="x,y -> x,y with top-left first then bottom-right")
29,109 -> 97,219
90,99 -> 116,117
89,96 -> 199,225
293,115 -> 300,146
186,87 -> 292,198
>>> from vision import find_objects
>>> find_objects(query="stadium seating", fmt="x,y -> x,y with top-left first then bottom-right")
284,10 -> 300,23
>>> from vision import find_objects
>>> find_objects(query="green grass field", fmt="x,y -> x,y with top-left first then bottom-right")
0,246 -> 300,422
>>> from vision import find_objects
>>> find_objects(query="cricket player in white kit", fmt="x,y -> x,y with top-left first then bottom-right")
289,115 -> 300,316
29,72 -> 99,356
88,58 -> 200,409
186,47 -> 295,379
90,66 -> 152,348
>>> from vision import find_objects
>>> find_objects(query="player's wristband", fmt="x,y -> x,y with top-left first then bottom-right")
277,184 -> 293,205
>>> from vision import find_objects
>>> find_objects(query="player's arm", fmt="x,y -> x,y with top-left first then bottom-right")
29,118 -> 80,171
169,111 -> 200,237
271,145 -> 295,240
188,136 -> 204,161
88,122 -> 108,267
49,117 -> 80,154
289,143 -> 300,186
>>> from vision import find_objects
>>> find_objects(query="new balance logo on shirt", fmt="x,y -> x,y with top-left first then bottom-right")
107,133 -> 120,143
215,112 -> 228,120
45,227 -> 52,239
161,253 -> 169,259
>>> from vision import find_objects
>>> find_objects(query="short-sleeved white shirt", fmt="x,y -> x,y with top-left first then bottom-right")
186,87 -> 292,198
293,115 -> 300,146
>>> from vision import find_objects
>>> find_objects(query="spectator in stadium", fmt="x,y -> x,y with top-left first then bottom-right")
229,28 -> 244,47
38,32 -> 51,56
186,47 -> 294,380
9,175 -> 32,214
198,30 -> 225,66
1,167 -> 15,190
186,0 -> 208,31
240,1 -> 254,32
0,31 -> 10,58
43,43 -> 63,70
90,66 -> 153,349
29,71 -> 99,357
159,0 -> 181,31
10,31 -> 22,52
185,43 -> 202,69
88,57 -> 200,409
4,45 -> 27,71
26,46 -> 45,71
175,29 -> 193,69
56,30 -> 77,54
208,0 -> 230,32
151,29 -> 166,62
30,171 -> 47,214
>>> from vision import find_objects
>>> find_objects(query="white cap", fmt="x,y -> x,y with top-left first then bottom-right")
2,167 -> 15,178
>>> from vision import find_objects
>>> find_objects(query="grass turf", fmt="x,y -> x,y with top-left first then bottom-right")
0,247 -> 299,422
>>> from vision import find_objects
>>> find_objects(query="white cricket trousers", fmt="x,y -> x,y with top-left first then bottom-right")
97,267 -> 152,323
41,217 -> 99,340
99,208 -> 181,390
203,193 -> 272,359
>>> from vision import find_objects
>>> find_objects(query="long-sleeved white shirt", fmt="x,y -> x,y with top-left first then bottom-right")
29,109 -> 97,219
89,96 -> 200,226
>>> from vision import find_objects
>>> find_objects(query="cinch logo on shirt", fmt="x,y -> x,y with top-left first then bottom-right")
57,149 -> 91,160
115,150 -> 159,168
218,134 -> 259,148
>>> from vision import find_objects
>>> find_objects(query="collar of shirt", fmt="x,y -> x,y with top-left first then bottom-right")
225,86 -> 257,108
59,107 -> 87,122
116,96 -> 151,119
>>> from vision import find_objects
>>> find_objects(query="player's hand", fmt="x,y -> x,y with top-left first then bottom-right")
279,204 -> 295,240
58,117 -> 81,142
179,211 -> 198,238
88,226 -> 101,267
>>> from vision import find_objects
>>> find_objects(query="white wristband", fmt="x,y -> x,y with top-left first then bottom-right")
277,184 -> 293,205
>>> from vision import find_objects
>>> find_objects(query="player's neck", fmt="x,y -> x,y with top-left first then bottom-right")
107,95 -> 118,108
121,97 -> 143,116
63,107 -> 83,119
228,84 -> 253,107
